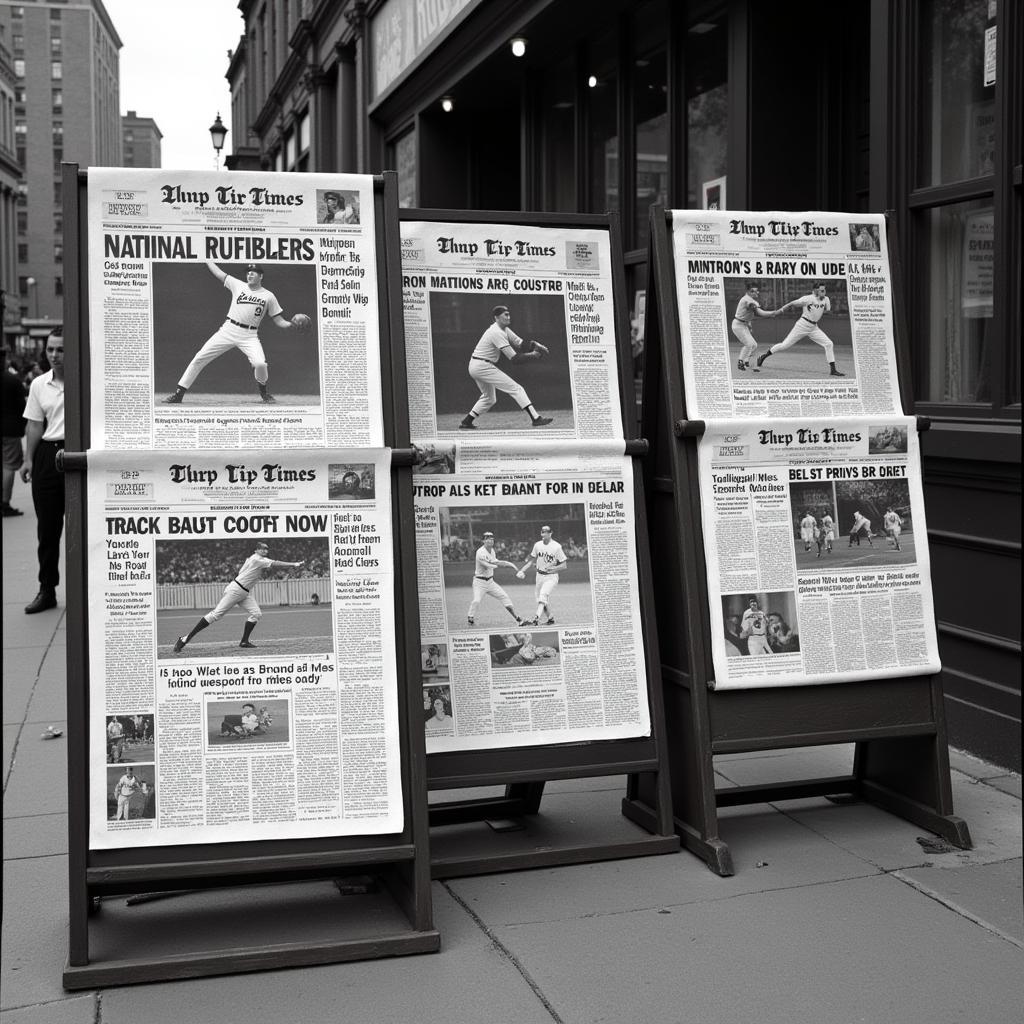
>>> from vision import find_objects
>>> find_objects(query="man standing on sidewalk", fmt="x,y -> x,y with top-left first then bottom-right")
20,328 -> 65,614
2,349 -> 27,517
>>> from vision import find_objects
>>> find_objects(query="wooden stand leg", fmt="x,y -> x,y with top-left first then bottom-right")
504,781 -> 545,815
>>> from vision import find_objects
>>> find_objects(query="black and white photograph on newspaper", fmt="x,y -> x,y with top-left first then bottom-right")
670,210 -> 901,419
85,447 -> 403,849
86,168 -> 383,450
400,219 -> 625,442
698,417 -> 940,689
413,443 -> 650,753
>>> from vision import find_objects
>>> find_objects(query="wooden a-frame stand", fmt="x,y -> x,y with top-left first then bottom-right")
624,206 -> 971,876
400,208 -> 679,878
61,168 -> 438,988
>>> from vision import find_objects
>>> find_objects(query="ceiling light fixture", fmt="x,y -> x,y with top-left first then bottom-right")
441,95 -> 454,113
511,37 -> 527,58
587,75 -> 598,88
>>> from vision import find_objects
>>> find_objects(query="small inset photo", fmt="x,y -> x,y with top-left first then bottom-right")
849,222 -> 881,252
107,764 -> 156,821
423,684 -> 454,736
206,697 -> 290,748
722,592 -> 800,658
489,629 -> 560,668
105,714 -> 155,764
867,423 -> 908,453
834,480 -> 917,568
328,463 -> 375,500
317,188 -> 360,224
414,442 -> 456,475
421,642 -> 449,679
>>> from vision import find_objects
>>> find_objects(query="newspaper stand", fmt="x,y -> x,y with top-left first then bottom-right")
623,206 -> 971,876
61,167 -> 439,988
399,209 -> 678,878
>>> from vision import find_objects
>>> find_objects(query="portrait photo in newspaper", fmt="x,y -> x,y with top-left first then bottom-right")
724,276 -> 855,382
429,292 -> 574,433
206,696 -> 289,747
420,642 -> 449,678
721,592 -> 801,658
423,684 -> 455,737
155,536 -> 332,660
328,462 -> 375,500
107,764 -> 156,823
105,714 -> 154,764
153,260 -> 321,407
440,504 -> 591,631
316,188 -> 360,225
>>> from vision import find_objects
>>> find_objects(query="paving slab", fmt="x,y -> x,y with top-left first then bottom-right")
24,648 -> 68,723
2,647 -> 49,725
987,775 -> 1022,799
492,873 -> 1024,1024
714,744 -> 859,787
98,884 -> 552,1024
0,994 -> 96,1024
1,721 -> 68,819
898,858 -> 1024,943
2,813 -> 67,860
3,723 -> 20,781
950,747 -> 1017,782
447,803 -> 877,927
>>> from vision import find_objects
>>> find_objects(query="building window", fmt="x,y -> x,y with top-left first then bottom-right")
392,129 -> 417,208
51,61 -> 62,80
586,31 -> 618,215
541,55 -> 576,213
19,276 -> 30,297
52,89 -> 62,112
632,1 -> 668,251
17,210 -> 27,233
18,243 -> 28,262
54,276 -> 63,297
685,14 -> 728,208
13,34 -> 24,51
54,243 -> 63,264
51,35 -> 62,54
14,59 -> 25,78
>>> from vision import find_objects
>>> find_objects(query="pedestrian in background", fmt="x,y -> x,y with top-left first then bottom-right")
21,328 -> 65,614
2,349 -> 27,517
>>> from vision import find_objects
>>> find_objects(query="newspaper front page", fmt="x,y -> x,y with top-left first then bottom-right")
87,449 -> 403,849
671,210 -> 902,419
400,220 -> 624,441
699,417 -> 940,689
87,169 -> 383,450
412,439 -> 651,751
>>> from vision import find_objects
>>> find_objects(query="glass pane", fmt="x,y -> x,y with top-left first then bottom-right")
634,46 -> 667,252
918,199 -> 994,403
542,56 -> 576,212
393,130 -> 416,208
917,0 -> 996,186
587,33 -> 618,215
686,15 -> 728,207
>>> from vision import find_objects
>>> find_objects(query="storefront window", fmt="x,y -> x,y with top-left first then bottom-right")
685,15 -> 728,207
917,0 -> 995,186
587,33 -> 618,215
542,57 -> 576,212
393,129 -> 416,208
633,2 -> 667,251
919,199 -> 993,403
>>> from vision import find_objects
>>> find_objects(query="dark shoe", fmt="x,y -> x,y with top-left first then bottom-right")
173,636 -> 186,653
737,360 -> 746,371
25,590 -> 57,614
532,416 -> 553,427
830,368 -> 846,377
163,392 -> 183,404
459,417 -> 476,429
545,617 -> 555,625
467,617 -> 475,625
239,640 -> 257,648
2,504 -> 23,517
756,351 -> 769,367
260,393 -> 277,404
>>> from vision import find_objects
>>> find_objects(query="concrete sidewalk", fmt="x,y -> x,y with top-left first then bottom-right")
3,495 -> 1021,1024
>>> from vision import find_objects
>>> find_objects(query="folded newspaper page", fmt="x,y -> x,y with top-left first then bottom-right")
671,210 -> 902,419
412,438 -> 651,752
699,417 -> 940,689
87,169 -> 383,450
87,449 -> 403,849
400,220 -> 624,441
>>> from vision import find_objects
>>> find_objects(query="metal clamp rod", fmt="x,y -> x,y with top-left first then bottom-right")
674,419 -> 706,438
916,416 -> 930,433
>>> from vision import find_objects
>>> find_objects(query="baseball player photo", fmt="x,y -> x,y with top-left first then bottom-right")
206,697 -> 290,748
153,261 -> 319,407
427,292 -> 574,433
790,481 -> 840,569
155,536 -> 332,659
516,524 -> 567,625
328,463 -> 375,500
489,629 -> 561,668
730,281 -> 782,371
798,511 -> 818,552
868,424 -> 909,453
832,479 -> 916,569
317,189 -> 359,224
849,223 -> 880,252
438,504 -> 592,631
110,766 -> 141,821
721,592 -> 800,659
106,765 -> 156,822
755,282 -> 845,377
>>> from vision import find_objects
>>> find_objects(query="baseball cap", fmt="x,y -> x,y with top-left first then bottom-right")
541,525 -> 551,532
483,531 -> 494,538
246,263 -> 264,275
492,305 -> 510,317
324,191 -> 340,202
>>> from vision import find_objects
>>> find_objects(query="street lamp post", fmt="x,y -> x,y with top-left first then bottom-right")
209,113 -> 228,171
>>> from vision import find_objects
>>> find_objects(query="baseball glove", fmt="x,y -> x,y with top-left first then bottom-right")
520,339 -> 549,357
291,313 -> 312,330
516,570 -> 526,579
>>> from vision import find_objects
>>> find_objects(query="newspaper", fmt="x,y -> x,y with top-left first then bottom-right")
412,439 -> 651,751
86,168 -> 383,450
400,220 -> 624,441
87,449 -> 403,849
671,210 -> 902,419
698,417 -> 941,689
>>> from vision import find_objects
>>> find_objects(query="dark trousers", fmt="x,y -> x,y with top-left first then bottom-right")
31,439 -> 65,589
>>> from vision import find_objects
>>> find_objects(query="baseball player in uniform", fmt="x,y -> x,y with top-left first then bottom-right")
799,511 -> 817,551
739,598 -> 773,656
883,508 -> 903,549
517,524 -> 567,625
467,531 -> 525,627
731,283 -> 780,370
112,767 -> 139,820
459,306 -> 553,430
106,717 -> 124,763
173,542 -> 305,652
820,512 -> 835,553
849,511 -> 874,546
164,261 -> 310,405
756,283 -> 845,376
